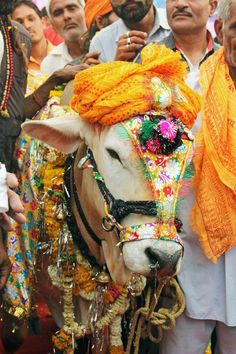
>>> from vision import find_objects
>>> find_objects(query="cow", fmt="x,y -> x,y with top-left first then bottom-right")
20,85 -> 196,353
2,44 -> 200,353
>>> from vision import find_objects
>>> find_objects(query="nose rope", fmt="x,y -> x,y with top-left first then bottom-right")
126,277 -> 186,354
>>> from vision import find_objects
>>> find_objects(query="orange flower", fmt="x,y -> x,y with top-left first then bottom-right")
109,345 -> 125,354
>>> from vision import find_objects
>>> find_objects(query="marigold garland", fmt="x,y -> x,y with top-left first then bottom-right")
39,87 -> 148,353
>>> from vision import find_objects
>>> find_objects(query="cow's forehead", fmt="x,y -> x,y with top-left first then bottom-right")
119,113 -> 194,221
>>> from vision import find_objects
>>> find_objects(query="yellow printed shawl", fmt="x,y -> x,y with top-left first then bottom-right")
191,47 -> 236,262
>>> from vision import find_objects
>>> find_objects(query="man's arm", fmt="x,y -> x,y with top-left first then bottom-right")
24,64 -> 89,118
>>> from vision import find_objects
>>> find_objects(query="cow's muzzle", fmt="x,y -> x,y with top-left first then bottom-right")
146,246 -> 182,278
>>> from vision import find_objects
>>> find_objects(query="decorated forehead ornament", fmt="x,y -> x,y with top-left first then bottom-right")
71,44 -> 200,244
119,110 -> 194,244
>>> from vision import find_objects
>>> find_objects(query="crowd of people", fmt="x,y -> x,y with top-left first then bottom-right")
0,0 -> 236,353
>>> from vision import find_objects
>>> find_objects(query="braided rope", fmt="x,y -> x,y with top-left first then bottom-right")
126,278 -> 185,354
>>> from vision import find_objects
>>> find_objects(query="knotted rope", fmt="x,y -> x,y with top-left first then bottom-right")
126,277 -> 185,354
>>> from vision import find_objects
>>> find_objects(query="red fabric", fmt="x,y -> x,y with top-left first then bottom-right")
44,25 -> 64,46
0,298 -> 57,354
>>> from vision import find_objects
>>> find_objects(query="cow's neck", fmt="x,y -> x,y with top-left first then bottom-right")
69,143 -> 106,266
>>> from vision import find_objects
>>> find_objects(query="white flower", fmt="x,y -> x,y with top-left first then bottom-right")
166,159 -> 181,179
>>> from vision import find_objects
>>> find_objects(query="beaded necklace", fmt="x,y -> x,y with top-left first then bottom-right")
0,17 -> 14,118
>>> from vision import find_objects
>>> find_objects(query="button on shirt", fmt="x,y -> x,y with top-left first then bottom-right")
89,6 -> 170,63
40,41 -> 72,75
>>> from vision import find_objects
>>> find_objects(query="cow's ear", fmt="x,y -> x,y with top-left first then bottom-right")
22,116 -> 83,154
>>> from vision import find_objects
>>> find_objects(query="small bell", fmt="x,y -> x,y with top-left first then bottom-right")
94,270 -> 111,285
53,203 -> 66,221
0,109 -> 10,118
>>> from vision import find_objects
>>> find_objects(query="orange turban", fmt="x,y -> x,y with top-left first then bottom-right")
85,0 -> 113,29
70,44 -> 200,129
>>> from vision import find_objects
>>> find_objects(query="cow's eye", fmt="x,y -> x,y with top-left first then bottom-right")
106,148 -> 122,163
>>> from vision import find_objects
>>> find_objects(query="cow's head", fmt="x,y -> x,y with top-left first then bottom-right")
22,45 -> 200,285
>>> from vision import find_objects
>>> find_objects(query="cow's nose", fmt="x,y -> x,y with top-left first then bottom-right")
145,247 -> 182,277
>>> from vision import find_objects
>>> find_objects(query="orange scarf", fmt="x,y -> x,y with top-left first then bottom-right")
71,44 -> 200,128
191,47 -> 236,262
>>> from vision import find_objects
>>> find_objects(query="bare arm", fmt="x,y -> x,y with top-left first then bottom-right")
24,64 -> 89,118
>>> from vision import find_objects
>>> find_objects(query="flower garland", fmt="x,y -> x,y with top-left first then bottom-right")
38,86 -> 147,353
0,18 -> 14,118
49,245 -> 146,353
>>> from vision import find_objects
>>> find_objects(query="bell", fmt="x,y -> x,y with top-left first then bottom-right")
95,270 -> 111,285
56,209 -> 66,221
54,204 -> 66,221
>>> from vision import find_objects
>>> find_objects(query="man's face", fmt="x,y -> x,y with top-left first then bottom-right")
166,0 -> 217,35
0,0 -> 18,16
110,0 -> 153,24
11,4 -> 45,44
49,0 -> 86,42
216,3 -> 236,72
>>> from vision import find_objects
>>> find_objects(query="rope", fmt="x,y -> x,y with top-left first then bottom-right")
126,278 -> 186,354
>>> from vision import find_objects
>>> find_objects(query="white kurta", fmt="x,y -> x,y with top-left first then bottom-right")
177,111 -> 236,326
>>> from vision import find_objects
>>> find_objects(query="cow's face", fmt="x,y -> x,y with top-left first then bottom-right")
22,111 -> 193,284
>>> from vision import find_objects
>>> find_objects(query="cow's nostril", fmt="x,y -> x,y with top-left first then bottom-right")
145,247 -> 161,270
145,247 -> 182,276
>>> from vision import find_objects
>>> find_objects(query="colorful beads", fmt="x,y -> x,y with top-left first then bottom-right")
0,18 -> 14,118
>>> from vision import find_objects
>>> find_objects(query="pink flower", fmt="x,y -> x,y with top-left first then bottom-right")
146,137 -> 162,154
159,120 -> 178,141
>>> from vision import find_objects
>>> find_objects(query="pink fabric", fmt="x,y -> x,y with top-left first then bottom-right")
44,26 -> 64,46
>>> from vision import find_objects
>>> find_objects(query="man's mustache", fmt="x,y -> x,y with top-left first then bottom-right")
172,9 -> 192,18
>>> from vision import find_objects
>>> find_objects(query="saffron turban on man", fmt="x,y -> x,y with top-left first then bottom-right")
85,0 -> 113,29
70,44 -> 200,129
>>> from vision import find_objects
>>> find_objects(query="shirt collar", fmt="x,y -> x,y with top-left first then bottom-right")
154,6 -> 170,31
51,41 -> 73,61
175,30 -> 214,53
29,41 -> 54,70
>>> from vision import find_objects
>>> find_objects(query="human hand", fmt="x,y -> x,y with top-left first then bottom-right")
82,51 -> 101,66
53,63 -> 90,84
114,30 -> 147,61
0,172 -> 25,231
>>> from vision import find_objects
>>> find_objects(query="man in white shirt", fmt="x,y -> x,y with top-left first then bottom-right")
159,1 -> 236,353
41,0 -> 87,75
89,0 -> 170,63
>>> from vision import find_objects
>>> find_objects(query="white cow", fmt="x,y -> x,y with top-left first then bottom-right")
20,102 -> 193,352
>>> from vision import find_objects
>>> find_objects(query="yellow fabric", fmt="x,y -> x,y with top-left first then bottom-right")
191,47 -> 236,262
85,0 -> 113,29
70,44 -> 200,128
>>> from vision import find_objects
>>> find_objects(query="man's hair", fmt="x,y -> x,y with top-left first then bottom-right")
11,0 -> 42,18
46,0 -> 85,17
218,0 -> 236,22
40,6 -> 48,18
